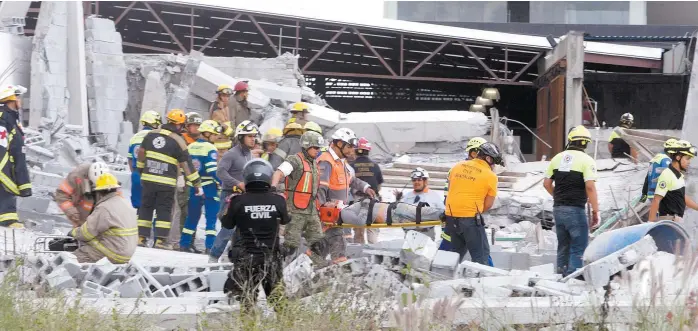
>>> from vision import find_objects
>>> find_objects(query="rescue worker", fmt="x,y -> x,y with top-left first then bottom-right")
543,126 -> 599,276
209,85 -> 235,154
222,159 -> 288,312
55,162 -> 110,227
350,137 -> 383,244
137,109 -> 202,250
170,112 -> 204,250
317,128 -> 376,264
180,120 -> 222,253
641,138 -> 677,203
0,84 -> 31,228
209,120 -> 262,262
270,130 -> 326,263
648,140 -> 698,222
608,113 -> 638,162
71,173 -> 138,264
274,122 -> 304,160
444,142 -> 502,265
304,121 -> 322,135
441,137 -> 487,251
395,167 -> 445,240
261,127 -> 284,170
128,111 -> 161,209
287,102 -> 310,127
230,81 -> 251,129
182,112 -> 202,144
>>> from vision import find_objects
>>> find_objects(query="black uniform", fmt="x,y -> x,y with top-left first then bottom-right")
221,190 -> 290,310
136,123 -> 201,240
0,105 -> 31,226
609,130 -> 631,158
350,155 -> 384,193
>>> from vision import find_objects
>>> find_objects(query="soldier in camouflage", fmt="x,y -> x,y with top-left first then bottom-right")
271,130 -> 326,264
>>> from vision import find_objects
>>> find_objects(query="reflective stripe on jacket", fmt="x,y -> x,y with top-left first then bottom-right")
285,152 -> 317,211
0,105 -> 31,197
137,124 -> 201,188
71,192 -> 138,264
54,163 -> 95,226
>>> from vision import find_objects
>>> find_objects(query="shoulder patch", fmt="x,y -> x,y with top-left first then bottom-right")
210,152 -> 218,160
658,181 -> 667,189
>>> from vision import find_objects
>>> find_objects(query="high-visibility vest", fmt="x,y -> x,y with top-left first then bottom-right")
285,152 -> 314,210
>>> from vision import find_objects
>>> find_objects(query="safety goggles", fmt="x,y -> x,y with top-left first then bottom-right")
411,178 -> 425,182
410,171 -> 427,180
218,88 -> 234,95
239,122 -> 259,133
346,138 -> 358,147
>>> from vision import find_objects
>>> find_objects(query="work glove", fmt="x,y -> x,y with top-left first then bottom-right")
195,187 -> 204,197
640,195 -> 648,203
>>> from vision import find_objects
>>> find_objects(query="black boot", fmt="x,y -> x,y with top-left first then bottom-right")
179,245 -> 203,254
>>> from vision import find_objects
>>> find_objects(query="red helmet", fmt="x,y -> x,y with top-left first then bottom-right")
357,137 -> 371,151
234,81 -> 249,92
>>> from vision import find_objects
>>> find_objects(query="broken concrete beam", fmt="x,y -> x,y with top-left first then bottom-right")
534,279 -> 586,296
456,260 -> 510,278
345,243 -> 366,259
400,230 -> 438,271
582,235 -> 658,287
529,263 -> 555,275
192,62 -> 273,109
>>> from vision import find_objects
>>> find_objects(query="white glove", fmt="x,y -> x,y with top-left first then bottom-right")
195,187 -> 204,196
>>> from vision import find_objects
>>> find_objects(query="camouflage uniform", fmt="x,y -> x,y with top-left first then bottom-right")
282,152 -> 324,255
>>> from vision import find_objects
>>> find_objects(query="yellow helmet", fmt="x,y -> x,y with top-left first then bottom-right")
283,122 -> 304,135
216,84 -> 233,95
94,173 -> 121,191
291,102 -> 310,113
670,140 -> 697,158
466,137 -> 487,152
199,120 -> 222,135
567,125 -> 592,143
263,128 -> 283,143
304,121 -> 322,134
166,109 -> 186,124
664,138 -> 679,150
0,85 -> 25,103
140,111 -> 161,127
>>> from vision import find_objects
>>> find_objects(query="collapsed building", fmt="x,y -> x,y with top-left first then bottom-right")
0,0 -> 697,328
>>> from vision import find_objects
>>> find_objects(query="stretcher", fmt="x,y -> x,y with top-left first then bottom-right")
320,199 -> 445,229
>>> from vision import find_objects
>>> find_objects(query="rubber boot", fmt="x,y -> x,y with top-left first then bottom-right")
8,223 -> 23,229
154,238 -> 173,250
137,236 -> 147,247
180,245 -> 203,254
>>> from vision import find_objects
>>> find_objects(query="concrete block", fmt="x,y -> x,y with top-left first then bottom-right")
400,230 -> 438,270
207,270 -> 228,293
106,279 -> 122,290
82,280 -> 120,298
129,261 -> 164,291
283,254 -> 313,295
529,263 -> 555,275
118,274 -> 151,298
85,17 -> 115,31
365,249 -> 401,268
85,257 -> 117,286
363,264 -> 408,296
152,285 -> 176,298
171,275 -> 209,296
534,279 -> 585,296
45,267 -> 77,290
582,235 -> 658,287
456,260 -> 510,278
430,250 -> 459,278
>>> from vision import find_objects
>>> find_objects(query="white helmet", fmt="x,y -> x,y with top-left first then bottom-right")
235,120 -> 260,137
410,167 -> 429,179
331,128 -> 358,146
88,162 -> 110,183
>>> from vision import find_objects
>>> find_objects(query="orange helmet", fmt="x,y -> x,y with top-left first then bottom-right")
166,109 -> 186,124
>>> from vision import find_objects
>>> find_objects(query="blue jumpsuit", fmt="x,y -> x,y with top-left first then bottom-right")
180,139 -> 220,249
127,128 -> 152,208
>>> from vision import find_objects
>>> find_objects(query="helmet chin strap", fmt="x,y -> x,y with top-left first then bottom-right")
337,141 -> 348,159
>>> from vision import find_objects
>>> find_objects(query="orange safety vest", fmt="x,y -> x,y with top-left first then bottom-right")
316,151 -> 351,198
285,152 -> 314,209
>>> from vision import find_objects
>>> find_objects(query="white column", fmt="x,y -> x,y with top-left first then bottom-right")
564,31 -> 584,135
628,1 -> 647,25
65,1 -> 88,135
681,33 -> 698,246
